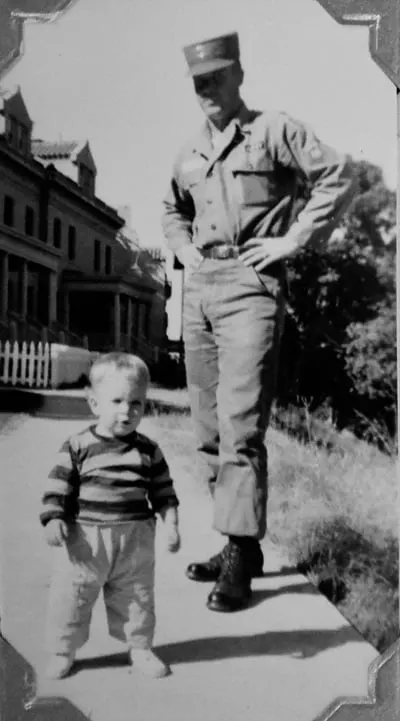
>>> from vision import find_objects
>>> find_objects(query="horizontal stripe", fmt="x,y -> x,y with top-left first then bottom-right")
80,475 -> 150,489
54,448 -> 75,464
150,479 -> 175,491
78,498 -> 150,514
76,486 -> 149,503
152,447 -> 167,466
151,498 -> 179,511
89,427 -> 156,454
42,491 -> 77,505
42,425 -> 178,526
149,458 -> 169,478
40,510 -> 66,525
79,452 -> 150,475
48,465 -> 77,483
43,477 -> 74,495
59,439 -> 73,454
78,510 -> 154,523
81,467 -> 150,481
151,472 -> 171,486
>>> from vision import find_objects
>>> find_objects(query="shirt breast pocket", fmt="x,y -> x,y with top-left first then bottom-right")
232,156 -> 278,207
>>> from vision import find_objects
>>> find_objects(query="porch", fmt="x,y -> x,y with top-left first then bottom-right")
0,249 -> 87,348
64,277 -> 161,365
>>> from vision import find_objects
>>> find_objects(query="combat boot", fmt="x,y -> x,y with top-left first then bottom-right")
186,539 -> 264,582
206,537 -> 253,612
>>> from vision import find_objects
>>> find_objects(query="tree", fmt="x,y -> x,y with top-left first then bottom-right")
345,296 -> 397,442
276,158 -> 396,442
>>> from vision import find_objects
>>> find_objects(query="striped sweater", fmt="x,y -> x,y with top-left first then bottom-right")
40,425 -> 179,526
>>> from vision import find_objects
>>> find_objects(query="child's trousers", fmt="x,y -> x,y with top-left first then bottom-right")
46,519 -> 156,656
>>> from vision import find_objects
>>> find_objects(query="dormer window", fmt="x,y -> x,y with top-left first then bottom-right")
2,89 -> 33,156
6,116 -> 18,146
6,115 -> 31,155
79,164 -> 95,196
18,124 -> 30,154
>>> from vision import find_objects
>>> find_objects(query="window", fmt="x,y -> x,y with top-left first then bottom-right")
25,206 -> 35,236
6,116 -> 18,147
3,196 -> 14,227
143,304 -> 151,339
53,218 -> 62,248
68,226 -> 76,260
79,165 -> 95,195
105,245 -> 112,275
5,115 -> 31,154
94,239 -> 101,272
18,125 -> 30,154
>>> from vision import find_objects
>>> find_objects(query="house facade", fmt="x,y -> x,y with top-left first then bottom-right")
0,87 -> 169,365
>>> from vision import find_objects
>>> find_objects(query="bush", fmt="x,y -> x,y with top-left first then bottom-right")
275,158 -> 396,446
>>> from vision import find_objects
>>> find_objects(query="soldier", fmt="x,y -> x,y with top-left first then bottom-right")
162,32 -> 355,612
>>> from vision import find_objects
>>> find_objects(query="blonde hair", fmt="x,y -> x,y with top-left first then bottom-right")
89,352 -> 150,390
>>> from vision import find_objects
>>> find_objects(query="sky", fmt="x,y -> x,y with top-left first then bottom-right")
2,0 -> 397,253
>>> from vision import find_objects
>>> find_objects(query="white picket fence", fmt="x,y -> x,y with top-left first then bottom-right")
0,340 -> 51,388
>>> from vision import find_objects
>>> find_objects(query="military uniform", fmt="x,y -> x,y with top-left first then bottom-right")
162,33 -> 355,610
163,105 -> 354,256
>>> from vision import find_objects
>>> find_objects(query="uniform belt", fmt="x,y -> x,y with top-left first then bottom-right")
199,244 -> 239,260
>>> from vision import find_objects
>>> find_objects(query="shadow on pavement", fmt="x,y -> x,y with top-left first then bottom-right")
68,624 -> 363,674
156,624 -> 365,665
71,652 -> 129,675
261,565 -> 304,579
249,581 -> 316,608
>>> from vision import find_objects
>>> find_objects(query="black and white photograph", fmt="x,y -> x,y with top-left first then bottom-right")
0,1 -> 398,720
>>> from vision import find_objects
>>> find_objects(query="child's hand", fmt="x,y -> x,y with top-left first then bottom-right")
45,519 -> 69,547
165,525 -> 181,553
160,507 -> 181,552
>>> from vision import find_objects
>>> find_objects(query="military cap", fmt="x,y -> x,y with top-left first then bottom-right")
183,32 -> 240,77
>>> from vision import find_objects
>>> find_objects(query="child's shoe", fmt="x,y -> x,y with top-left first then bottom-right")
45,653 -> 75,679
129,648 -> 170,678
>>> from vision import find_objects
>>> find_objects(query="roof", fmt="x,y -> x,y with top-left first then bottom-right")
0,86 -> 20,103
31,139 -> 85,161
0,86 -> 32,126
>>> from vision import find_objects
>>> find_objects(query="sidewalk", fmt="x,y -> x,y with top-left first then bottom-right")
0,414 -> 378,721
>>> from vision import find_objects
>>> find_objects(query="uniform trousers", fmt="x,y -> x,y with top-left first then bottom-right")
183,257 -> 285,540
46,519 -> 156,656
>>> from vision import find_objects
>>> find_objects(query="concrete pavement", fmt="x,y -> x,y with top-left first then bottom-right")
0,414 -> 378,721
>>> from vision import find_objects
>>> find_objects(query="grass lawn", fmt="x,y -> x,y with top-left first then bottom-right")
147,392 -> 398,653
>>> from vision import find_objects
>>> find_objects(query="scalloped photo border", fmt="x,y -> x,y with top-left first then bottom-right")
0,1 -> 398,720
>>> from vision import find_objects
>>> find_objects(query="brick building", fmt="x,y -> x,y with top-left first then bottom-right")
0,87 -> 168,364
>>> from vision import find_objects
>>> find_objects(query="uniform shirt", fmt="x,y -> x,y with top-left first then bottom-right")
162,102 -> 355,254
40,426 -> 179,527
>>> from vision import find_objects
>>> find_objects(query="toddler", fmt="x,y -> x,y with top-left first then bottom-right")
40,352 -> 180,679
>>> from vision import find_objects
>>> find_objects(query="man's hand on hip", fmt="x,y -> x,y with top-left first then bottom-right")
239,236 -> 298,271
176,244 -> 203,277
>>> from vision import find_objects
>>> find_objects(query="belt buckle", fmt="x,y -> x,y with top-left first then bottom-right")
218,246 -> 231,259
